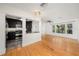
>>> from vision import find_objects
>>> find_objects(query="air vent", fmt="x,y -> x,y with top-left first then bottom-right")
47,20 -> 52,22
40,3 -> 48,7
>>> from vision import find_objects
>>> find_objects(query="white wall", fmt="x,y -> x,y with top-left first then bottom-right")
45,22 -> 53,34
77,20 -> 79,41
0,5 -> 41,55
0,12 -> 6,55
32,21 -> 39,33
41,20 -> 53,35
41,21 -> 45,35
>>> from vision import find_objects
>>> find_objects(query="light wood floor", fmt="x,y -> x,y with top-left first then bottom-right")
3,35 -> 79,56
3,41 -> 68,56
42,34 -> 79,56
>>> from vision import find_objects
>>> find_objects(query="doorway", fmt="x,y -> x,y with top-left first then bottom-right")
5,15 -> 22,50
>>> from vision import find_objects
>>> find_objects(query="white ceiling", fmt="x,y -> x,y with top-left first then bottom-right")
0,3 -> 79,20
0,3 -> 41,13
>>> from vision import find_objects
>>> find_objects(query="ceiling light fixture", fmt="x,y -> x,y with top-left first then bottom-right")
33,10 -> 41,16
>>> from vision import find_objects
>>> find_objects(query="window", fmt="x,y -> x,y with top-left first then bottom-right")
67,24 -> 73,34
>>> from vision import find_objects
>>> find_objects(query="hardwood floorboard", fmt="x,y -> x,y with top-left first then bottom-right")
3,35 -> 79,56
3,41 -> 58,56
